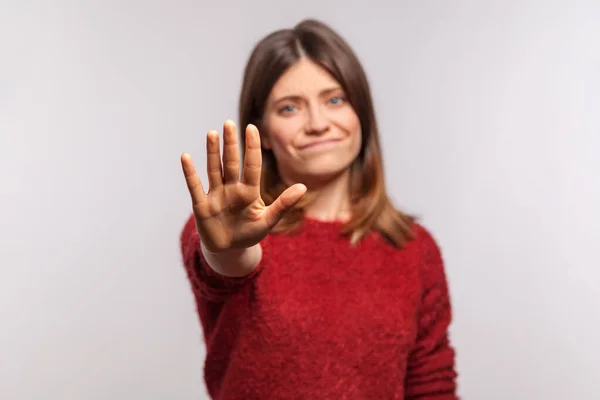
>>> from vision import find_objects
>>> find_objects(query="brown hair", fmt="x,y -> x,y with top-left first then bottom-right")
238,19 -> 415,247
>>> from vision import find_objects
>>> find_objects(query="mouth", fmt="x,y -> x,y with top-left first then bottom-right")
298,138 -> 343,150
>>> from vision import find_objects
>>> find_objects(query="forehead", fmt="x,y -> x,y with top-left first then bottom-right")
269,58 -> 340,99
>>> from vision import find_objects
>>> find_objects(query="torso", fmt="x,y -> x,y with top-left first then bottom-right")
195,219 -> 426,399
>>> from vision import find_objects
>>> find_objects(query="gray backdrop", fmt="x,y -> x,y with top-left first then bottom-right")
1,0 -> 599,399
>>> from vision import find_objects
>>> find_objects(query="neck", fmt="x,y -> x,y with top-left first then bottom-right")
297,171 -> 352,222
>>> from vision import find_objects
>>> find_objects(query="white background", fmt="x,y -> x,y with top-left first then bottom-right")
1,0 -> 599,399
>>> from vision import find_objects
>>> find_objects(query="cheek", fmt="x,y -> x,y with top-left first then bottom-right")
353,131 -> 362,151
345,119 -> 363,162
349,130 -> 363,160
332,107 -> 360,132
265,119 -> 301,153
340,111 -> 362,148
269,133 -> 293,157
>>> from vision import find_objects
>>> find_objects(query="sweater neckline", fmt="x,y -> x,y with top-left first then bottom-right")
300,216 -> 347,236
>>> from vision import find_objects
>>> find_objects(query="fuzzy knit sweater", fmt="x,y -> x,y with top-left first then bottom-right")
180,215 -> 458,399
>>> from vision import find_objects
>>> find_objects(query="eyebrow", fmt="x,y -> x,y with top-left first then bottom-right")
271,86 -> 343,105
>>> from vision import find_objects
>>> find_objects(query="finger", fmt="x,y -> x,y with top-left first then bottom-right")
206,130 -> 223,190
222,120 -> 240,183
180,152 -> 207,207
263,183 -> 307,228
241,124 -> 262,187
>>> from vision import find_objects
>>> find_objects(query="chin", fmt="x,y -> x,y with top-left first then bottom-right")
294,157 -> 355,182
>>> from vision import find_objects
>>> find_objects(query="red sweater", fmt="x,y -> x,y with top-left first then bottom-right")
180,215 -> 458,399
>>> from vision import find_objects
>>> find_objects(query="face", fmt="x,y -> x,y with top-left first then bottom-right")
261,58 -> 362,186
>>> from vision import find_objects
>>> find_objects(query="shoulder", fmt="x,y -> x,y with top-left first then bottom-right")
376,222 -> 447,282
376,221 -> 442,261
406,223 -> 451,293
409,222 -> 443,259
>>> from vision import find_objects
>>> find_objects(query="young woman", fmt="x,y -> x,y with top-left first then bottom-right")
180,19 -> 458,399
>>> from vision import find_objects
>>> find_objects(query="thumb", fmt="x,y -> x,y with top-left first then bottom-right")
263,183 -> 307,228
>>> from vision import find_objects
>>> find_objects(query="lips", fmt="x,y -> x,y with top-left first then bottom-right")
298,138 -> 343,149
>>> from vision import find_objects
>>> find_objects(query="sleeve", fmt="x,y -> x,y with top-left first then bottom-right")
179,214 -> 266,303
405,226 -> 459,399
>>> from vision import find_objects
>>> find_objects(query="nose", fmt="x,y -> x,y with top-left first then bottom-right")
305,104 -> 329,135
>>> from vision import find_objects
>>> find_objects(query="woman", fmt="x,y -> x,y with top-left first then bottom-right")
180,19 -> 458,399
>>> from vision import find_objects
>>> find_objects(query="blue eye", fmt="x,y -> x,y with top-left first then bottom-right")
280,105 -> 297,113
329,96 -> 344,105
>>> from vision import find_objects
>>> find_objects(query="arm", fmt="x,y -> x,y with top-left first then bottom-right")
180,215 -> 266,302
201,239 -> 261,278
405,227 -> 459,399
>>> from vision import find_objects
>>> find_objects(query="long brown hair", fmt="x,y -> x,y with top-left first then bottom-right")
238,19 -> 415,247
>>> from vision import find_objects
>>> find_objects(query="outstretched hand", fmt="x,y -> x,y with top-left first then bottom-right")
181,121 -> 306,253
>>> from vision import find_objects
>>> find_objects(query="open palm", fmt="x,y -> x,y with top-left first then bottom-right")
181,121 -> 306,253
